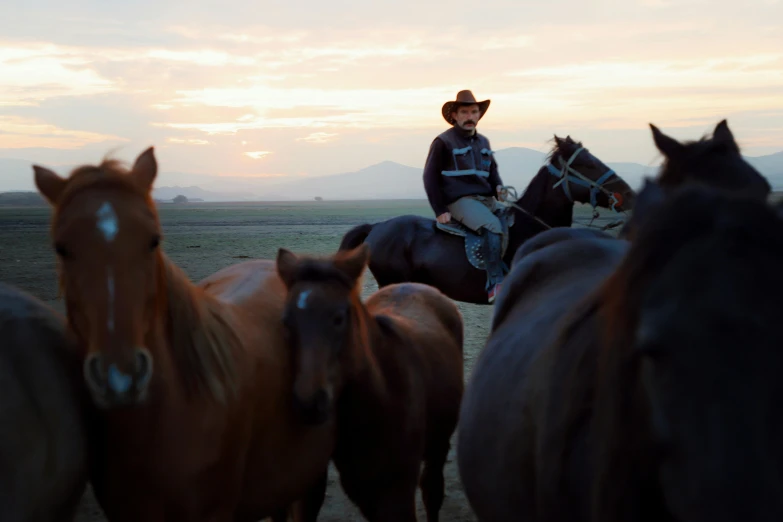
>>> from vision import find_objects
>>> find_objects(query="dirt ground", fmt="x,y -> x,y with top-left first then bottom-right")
1,200 -> 500,521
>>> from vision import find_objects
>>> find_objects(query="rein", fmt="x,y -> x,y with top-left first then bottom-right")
498,182 -> 626,233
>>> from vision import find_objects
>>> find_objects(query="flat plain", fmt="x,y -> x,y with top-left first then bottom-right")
0,199 -> 617,521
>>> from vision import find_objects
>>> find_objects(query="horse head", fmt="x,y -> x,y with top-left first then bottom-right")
546,135 -> 636,213
651,119 -> 770,200
276,244 -> 370,425
33,148 -> 161,409
594,184 -> 783,521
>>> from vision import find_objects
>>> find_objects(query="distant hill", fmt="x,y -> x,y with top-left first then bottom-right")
253,149 -> 658,201
151,185 -> 261,202
0,191 -> 45,206
2,146 -> 781,202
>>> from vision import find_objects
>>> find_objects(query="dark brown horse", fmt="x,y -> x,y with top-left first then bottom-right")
33,148 -> 334,521
457,120 -> 780,522
276,244 -> 464,521
0,282 -> 90,522
338,135 -> 636,304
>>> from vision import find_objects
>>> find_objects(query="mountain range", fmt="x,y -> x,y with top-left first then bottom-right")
1,147 -> 782,202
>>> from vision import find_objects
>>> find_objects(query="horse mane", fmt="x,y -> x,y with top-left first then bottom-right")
162,256 -> 241,404
517,136 -> 582,215
536,187 -> 706,520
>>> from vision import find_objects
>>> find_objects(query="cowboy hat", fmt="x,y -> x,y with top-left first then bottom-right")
441,90 -> 491,125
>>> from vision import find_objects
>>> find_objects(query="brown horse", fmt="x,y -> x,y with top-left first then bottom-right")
33,148 -> 335,521
275,244 -> 464,521
0,282 -> 91,522
457,119 -> 780,522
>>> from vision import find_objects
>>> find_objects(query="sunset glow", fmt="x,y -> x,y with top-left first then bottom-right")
0,0 -> 781,189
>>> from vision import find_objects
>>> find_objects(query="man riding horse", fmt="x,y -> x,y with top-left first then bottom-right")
423,90 -> 506,303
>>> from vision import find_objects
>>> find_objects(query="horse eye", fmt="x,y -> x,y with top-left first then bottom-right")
333,309 -> 347,328
149,235 -> 160,251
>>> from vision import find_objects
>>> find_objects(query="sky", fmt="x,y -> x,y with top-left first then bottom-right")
1,0 -> 781,190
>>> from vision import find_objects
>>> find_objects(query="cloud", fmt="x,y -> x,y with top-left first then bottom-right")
0,45 -> 117,105
297,132 -> 339,144
244,150 -> 272,159
167,137 -> 211,145
0,0 -> 781,188
0,115 -> 125,149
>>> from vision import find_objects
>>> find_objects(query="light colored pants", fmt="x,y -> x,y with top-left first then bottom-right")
447,195 -> 503,234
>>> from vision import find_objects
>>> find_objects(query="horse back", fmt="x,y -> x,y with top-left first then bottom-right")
366,282 -> 465,422
457,233 -> 627,522
0,283 -> 89,521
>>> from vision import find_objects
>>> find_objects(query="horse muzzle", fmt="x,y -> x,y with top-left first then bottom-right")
84,348 -> 153,409
293,387 -> 332,425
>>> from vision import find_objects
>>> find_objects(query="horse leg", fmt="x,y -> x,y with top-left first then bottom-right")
419,438 -> 451,522
289,470 -> 328,522
268,508 -> 291,522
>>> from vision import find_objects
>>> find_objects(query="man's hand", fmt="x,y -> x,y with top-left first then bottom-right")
436,212 -> 452,224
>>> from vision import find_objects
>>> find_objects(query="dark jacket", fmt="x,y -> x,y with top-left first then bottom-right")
422,126 -> 503,216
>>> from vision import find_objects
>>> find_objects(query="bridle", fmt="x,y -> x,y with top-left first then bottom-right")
497,146 -> 629,232
547,146 -> 625,212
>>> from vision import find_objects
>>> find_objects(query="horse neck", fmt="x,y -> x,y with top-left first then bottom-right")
151,254 -> 240,404
520,164 -> 577,227
341,300 -> 389,404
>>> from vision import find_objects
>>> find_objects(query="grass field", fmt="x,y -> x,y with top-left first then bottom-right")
0,199 -> 614,521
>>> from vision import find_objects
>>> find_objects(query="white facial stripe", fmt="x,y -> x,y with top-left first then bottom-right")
96,201 -> 119,242
297,289 -> 311,310
107,266 -> 115,333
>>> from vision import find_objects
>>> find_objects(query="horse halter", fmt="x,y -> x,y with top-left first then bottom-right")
546,146 -> 624,212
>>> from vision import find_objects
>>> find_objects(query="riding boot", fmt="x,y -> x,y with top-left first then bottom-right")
482,231 -> 505,302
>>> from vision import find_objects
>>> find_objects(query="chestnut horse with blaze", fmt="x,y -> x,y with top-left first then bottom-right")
33,148 -> 334,521
276,244 -> 464,522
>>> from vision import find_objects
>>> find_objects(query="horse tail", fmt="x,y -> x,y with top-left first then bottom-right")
339,223 -> 373,251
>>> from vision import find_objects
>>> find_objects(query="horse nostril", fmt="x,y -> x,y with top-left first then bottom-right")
314,388 -> 330,417
134,348 -> 153,388
84,353 -> 105,389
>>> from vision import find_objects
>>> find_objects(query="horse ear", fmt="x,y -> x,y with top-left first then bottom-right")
276,248 -> 299,288
712,119 -> 739,152
131,147 -> 157,193
33,165 -> 67,206
335,244 -> 369,284
650,123 -> 685,160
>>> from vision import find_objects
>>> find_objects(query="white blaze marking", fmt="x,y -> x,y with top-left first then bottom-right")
96,201 -> 118,242
96,201 -> 118,332
297,289 -> 311,309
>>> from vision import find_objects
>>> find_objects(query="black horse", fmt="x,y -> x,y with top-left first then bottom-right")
338,135 -> 637,304
456,119 -> 778,521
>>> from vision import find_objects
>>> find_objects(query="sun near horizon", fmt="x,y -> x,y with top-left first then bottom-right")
0,0 -> 781,191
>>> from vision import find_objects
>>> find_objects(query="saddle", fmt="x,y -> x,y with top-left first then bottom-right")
435,204 -> 516,273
